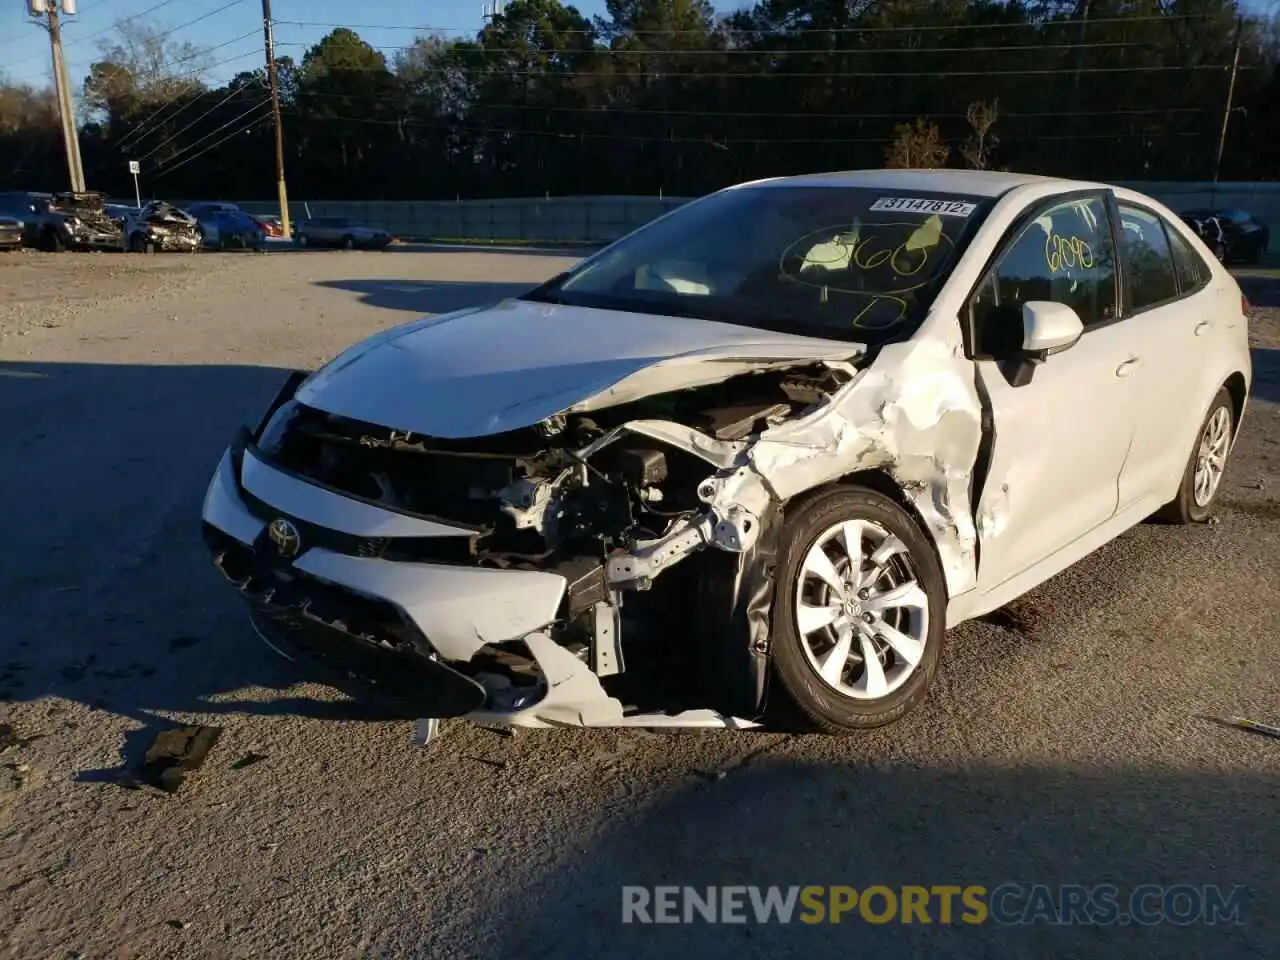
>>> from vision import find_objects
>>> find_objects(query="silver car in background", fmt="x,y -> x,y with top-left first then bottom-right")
294,217 -> 391,250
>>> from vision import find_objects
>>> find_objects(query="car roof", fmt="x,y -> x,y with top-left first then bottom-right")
734,168 -> 1102,198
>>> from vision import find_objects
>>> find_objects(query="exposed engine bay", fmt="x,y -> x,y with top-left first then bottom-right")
41,192 -> 123,250
249,362 -> 855,718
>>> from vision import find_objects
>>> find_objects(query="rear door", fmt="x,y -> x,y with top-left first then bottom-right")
1112,202 -> 1228,506
968,191 -> 1137,591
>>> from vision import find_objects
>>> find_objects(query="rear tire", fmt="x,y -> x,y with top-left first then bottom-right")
1155,387 -> 1235,524
769,486 -> 947,733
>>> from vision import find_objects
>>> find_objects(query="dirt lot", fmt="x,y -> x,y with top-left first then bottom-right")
0,247 -> 1278,959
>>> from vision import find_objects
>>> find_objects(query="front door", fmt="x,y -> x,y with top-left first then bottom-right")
968,191 -> 1137,592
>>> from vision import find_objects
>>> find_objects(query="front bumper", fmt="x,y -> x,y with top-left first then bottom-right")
150,230 -> 201,251
0,227 -> 22,248
202,445 -> 568,661
68,228 -> 124,249
201,439 -> 758,730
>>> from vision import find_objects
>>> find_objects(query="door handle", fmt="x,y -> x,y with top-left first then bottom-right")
1115,357 -> 1141,378
1194,321 -> 1212,336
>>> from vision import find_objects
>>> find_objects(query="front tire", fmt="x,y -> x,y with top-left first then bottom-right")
770,486 -> 946,732
1155,387 -> 1235,524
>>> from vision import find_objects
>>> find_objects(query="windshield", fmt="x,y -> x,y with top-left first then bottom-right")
524,185 -> 992,343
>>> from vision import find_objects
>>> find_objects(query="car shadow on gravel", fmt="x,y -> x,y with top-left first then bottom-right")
315,278 -> 538,314
1252,348 -> 1280,404
476,759 -> 1278,960
0,360 -> 416,755
1237,272 -> 1280,308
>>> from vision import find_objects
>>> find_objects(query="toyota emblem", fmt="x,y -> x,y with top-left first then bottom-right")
267,517 -> 301,558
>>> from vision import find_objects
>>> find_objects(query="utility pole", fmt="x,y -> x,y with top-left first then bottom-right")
261,0 -> 291,238
29,0 -> 86,192
1213,17 -> 1243,183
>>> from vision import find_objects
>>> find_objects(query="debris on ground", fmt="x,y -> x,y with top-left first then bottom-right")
230,752 -> 267,770
135,725 -> 223,794
1198,715 -> 1280,741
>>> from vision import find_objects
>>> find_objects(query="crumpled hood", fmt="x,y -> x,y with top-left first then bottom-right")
295,298 -> 862,438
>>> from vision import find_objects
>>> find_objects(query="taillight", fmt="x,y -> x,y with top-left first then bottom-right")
1242,294 -> 1251,314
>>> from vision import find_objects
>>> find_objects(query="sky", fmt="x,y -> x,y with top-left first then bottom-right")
0,0 -> 610,89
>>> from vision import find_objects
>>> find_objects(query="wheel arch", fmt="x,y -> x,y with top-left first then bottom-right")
788,469 -> 953,602
1223,371 -> 1248,439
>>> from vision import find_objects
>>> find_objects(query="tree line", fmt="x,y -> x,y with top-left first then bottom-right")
1,0 -> 1278,202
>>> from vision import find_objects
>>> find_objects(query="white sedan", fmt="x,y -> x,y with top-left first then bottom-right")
200,170 -> 1252,735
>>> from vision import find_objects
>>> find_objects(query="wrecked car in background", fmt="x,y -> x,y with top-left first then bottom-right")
30,191 -> 124,251
201,170 -> 1252,735
0,215 -> 22,251
123,201 -> 201,253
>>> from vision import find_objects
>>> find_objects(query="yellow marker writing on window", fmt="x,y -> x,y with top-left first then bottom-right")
1045,233 -> 1094,272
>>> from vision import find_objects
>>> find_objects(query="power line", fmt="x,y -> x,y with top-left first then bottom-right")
61,0 -> 190,50
4,0 -> 249,73
133,85 -> 259,162
286,109 -> 1215,145
273,47 -> 1239,78
151,104 -> 272,179
148,96 -> 271,174
273,12 -> 1224,37
117,32 -> 263,149
294,89 -> 1213,122
293,39 -> 1162,58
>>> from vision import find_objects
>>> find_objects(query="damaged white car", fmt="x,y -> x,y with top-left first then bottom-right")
201,170 -> 1252,734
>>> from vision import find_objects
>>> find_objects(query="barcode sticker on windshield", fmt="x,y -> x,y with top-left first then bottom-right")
869,197 -> 977,217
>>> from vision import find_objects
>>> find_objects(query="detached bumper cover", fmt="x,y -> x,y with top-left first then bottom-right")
210,529 -> 488,717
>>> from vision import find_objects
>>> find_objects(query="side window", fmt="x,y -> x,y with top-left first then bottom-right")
971,195 -> 1116,357
1117,205 -> 1179,310
1166,224 -> 1211,295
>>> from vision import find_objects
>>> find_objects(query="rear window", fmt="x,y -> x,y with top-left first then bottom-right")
1117,204 -> 1179,310
1167,225 -> 1212,294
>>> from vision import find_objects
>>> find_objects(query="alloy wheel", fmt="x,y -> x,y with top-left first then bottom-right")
1193,406 -> 1230,507
794,518 -> 930,700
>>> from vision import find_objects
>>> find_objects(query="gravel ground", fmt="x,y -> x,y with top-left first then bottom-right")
0,248 -> 1277,960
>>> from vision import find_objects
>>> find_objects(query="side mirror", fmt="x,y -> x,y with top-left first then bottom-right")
1022,300 -> 1084,355
1005,301 -> 1085,388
